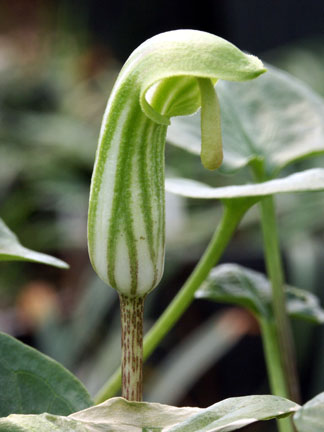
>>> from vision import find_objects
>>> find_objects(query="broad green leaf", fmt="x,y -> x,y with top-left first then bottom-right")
0,395 -> 299,431
294,392 -> 324,432
167,65 -> 324,175
0,218 -> 68,268
0,414 -> 82,432
196,264 -> 324,324
0,332 -> 92,416
165,168 -> 324,200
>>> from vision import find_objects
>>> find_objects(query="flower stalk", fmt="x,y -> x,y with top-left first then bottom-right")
120,295 -> 145,401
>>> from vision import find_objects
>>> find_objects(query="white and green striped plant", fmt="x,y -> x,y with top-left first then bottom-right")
87,30 -> 265,401
89,59 -> 324,432
2,30 -> 324,432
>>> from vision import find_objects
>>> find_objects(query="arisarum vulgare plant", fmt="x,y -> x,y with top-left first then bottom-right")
2,30 -> 324,432
87,29 -> 265,401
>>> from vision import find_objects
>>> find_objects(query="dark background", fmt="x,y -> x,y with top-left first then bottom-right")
87,0 -> 324,60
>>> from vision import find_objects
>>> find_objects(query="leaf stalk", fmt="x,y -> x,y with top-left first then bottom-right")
260,318 -> 295,432
259,195 -> 300,431
259,195 -> 300,402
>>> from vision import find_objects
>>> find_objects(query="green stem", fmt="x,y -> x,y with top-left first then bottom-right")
260,318 -> 288,398
119,295 -> 145,401
259,195 -> 300,404
260,318 -> 294,432
94,199 -> 252,403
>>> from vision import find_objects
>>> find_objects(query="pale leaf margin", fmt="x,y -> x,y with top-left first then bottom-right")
0,395 -> 299,432
0,218 -> 68,269
165,168 -> 324,200
195,263 -> 324,324
293,392 -> 324,432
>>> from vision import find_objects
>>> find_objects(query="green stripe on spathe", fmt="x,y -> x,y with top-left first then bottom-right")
88,30 -> 265,297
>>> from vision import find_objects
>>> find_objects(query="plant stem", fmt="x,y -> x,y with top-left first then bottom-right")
260,318 -> 294,432
260,318 -> 288,398
119,294 -> 145,401
143,199 -> 252,360
95,198 -> 253,403
259,195 -> 300,404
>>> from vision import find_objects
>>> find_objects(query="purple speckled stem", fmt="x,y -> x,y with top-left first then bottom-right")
119,294 -> 145,401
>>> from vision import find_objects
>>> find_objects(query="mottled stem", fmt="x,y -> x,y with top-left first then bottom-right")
120,294 -> 145,401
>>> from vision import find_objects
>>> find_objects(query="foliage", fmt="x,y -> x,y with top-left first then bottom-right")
196,263 -> 324,324
166,168 -> 324,199
0,219 -> 68,268
0,395 -> 298,432
294,392 -> 324,432
0,333 -> 92,417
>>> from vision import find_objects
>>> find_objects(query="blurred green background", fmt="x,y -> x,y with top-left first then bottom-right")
1,1 -> 324,430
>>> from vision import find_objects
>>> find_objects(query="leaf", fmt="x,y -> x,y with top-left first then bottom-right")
0,414 -> 83,432
165,395 -> 298,431
0,218 -> 68,268
0,332 -> 92,416
165,168 -> 324,200
196,264 -> 324,324
167,65 -> 324,175
294,392 -> 324,432
285,287 -> 324,323
0,395 -> 299,431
